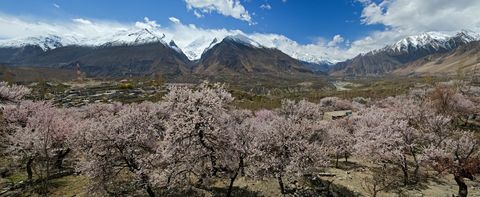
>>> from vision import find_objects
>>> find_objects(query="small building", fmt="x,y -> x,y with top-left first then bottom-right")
323,110 -> 353,120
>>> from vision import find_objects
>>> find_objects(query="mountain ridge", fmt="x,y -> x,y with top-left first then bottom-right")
0,30 -> 334,64
1,31 -> 479,79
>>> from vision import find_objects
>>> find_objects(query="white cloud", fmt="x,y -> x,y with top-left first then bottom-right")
250,33 -> 354,63
135,17 -> 160,29
193,10 -> 204,18
260,4 -> 272,10
357,0 -> 480,46
184,0 -> 253,23
73,18 -> 92,25
327,35 -> 344,47
168,17 -> 181,24
0,13 -> 127,41
360,0 -> 480,33
53,3 -> 60,8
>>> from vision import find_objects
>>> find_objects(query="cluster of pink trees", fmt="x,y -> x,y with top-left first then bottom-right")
352,86 -> 479,197
1,81 -> 479,197
0,82 -> 31,103
2,100 -> 76,193
73,102 -> 165,196
0,82 -> 331,196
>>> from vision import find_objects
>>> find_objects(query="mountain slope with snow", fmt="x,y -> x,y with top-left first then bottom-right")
0,35 -> 78,51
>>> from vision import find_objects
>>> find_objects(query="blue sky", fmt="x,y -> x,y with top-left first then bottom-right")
0,0 -> 478,61
0,0 -> 383,44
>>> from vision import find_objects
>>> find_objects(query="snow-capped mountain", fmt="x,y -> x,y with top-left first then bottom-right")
390,32 -> 450,52
177,34 -> 262,61
0,30 -> 313,79
0,28 -> 180,52
377,30 -> 480,54
0,30 -> 336,65
1,29 -> 478,78
331,31 -> 480,76
195,34 -> 311,76
183,34 -> 337,64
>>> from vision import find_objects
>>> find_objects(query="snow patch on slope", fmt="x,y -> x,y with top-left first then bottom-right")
182,36 -> 219,60
0,35 -> 79,51
99,28 -> 168,48
390,32 -> 450,52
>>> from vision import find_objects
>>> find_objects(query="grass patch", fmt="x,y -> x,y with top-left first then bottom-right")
5,171 -> 26,184
48,175 -> 88,197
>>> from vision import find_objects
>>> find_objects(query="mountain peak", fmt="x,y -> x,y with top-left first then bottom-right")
168,40 -> 183,53
454,30 -> 480,42
200,37 -> 220,56
223,34 -> 262,48
196,35 -> 311,76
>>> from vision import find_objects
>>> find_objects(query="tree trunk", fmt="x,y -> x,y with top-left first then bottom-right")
54,148 -> 70,169
227,170 -> 239,197
197,127 -> 218,176
411,149 -> 420,183
145,184 -> 155,197
373,190 -> 378,197
210,156 -> 218,176
402,167 -> 409,186
240,157 -> 245,176
140,173 -> 155,197
402,157 -> 409,186
413,164 -> 420,183
335,154 -> 339,168
197,173 -> 206,187
277,176 -> 285,195
454,175 -> 468,197
344,153 -> 348,163
26,157 -> 33,182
